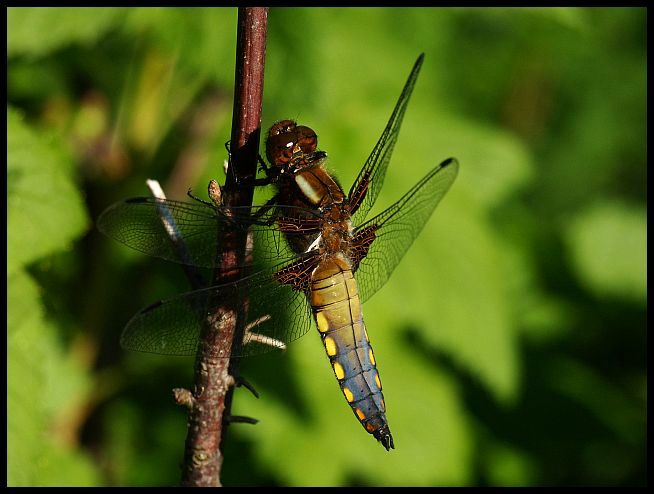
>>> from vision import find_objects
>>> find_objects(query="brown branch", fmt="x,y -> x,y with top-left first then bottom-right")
180,7 -> 269,487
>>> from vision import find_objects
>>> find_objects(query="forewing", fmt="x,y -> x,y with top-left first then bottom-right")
97,197 -> 321,270
119,259 -> 315,358
348,54 -> 424,226
353,158 -> 459,303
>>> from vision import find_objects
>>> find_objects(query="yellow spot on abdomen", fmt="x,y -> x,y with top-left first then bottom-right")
355,408 -> 366,421
375,372 -> 382,389
368,348 -> 376,365
333,362 -> 345,380
324,336 -> 337,356
343,386 -> 354,403
316,311 -> 329,333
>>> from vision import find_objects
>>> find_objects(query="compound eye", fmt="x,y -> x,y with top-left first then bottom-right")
266,120 -> 298,165
266,134 -> 295,165
268,119 -> 296,138
295,125 -> 318,153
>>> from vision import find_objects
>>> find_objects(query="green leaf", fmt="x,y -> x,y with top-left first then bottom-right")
431,116 -> 534,210
7,7 -> 126,58
564,201 -> 646,302
124,8 -> 236,86
8,270 -> 100,486
367,200 -> 520,404
234,335 -> 473,486
496,223 -> 575,344
7,106 -> 89,274
7,109 -> 97,485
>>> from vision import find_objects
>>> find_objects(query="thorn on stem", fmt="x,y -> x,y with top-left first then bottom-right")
226,414 -> 259,425
234,375 -> 260,398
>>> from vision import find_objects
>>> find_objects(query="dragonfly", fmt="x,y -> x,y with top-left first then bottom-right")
97,54 -> 459,450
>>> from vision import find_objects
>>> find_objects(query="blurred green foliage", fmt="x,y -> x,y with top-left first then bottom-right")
7,6 -> 646,486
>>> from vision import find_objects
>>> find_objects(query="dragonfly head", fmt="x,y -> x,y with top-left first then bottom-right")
266,119 -> 320,171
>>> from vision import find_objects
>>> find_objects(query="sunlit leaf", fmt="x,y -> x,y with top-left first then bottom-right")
7,106 -> 89,274
7,7 -> 126,58
366,199 -> 520,404
234,333 -> 473,486
565,201 -> 646,302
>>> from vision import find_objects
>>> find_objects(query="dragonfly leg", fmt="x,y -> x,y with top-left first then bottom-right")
186,187 -> 215,206
224,137 -> 276,187
257,154 -> 270,174
248,194 -> 281,225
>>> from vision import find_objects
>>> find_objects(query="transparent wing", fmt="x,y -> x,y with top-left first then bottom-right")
348,54 -> 424,226
97,197 -> 322,270
353,158 -> 459,303
119,259 -> 316,358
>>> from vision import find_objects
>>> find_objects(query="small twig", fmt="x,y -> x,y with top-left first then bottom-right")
173,388 -> 196,409
146,179 -> 205,289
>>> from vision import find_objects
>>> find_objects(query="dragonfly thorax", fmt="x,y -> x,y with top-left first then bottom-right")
319,206 -> 354,256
